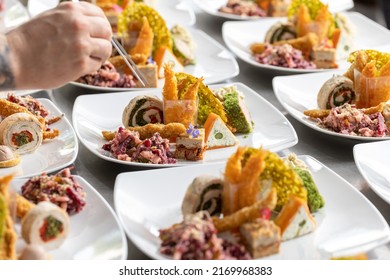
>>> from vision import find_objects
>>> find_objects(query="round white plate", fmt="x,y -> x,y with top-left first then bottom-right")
354,141 -> 390,204
193,0 -> 354,21
222,12 -> 390,73
114,155 -> 390,259
71,28 -> 239,91
0,98 -> 78,178
11,175 -> 128,260
273,70 -> 390,141
72,82 -> 298,168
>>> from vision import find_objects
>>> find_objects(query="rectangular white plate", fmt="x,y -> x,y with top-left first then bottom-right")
222,12 -> 390,73
72,82 -> 297,167
354,141 -> 390,205
273,70 -> 390,141
193,0 -> 354,20
113,155 -> 390,259
0,98 -> 78,178
11,175 -> 127,260
71,27 -> 239,91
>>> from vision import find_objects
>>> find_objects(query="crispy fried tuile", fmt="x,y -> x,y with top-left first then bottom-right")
303,108 -> 330,119
356,60 -> 377,108
224,147 -> 246,185
16,194 -> 34,219
355,50 -> 369,73
344,62 -> 356,82
238,149 -> 268,210
43,129 -> 60,140
296,4 -> 311,37
332,28 -> 341,49
162,63 -> 179,101
362,60 -> 377,78
314,5 -> 331,43
183,77 -> 203,101
223,148 -> 269,215
212,188 -> 277,233
129,17 -> 154,59
379,61 -> 390,77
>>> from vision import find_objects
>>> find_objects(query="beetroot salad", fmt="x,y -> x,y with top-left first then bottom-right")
254,44 -> 316,69
319,104 -> 388,137
159,211 -> 251,260
21,168 -> 86,215
102,127 -> 176,164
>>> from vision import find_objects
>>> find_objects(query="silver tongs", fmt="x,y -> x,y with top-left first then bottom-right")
111,37 -> 148,87
72,0 -> 148,87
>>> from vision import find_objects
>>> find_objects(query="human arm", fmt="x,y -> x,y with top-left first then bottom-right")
0,1 -> 112,90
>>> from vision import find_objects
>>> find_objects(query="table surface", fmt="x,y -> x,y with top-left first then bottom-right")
30,1 -> 390,260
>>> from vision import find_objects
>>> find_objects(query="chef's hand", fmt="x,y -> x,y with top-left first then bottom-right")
4,1 -> 112,90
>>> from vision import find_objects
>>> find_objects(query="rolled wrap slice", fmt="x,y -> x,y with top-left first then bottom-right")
264,22 -> 296,44
122,95 -> 163,127
0,113 -> 43,154
21,201 -> 70,251
317,75 -> 355,109
181,175 -> 224,217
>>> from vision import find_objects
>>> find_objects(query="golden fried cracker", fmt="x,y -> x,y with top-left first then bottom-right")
303,109 -> 330,119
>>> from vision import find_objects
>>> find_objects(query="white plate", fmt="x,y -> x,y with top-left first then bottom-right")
71,28 -> 239,91
72,82 -> 298,167
27,0 -> 196,26
354,141 -> 390,204
11,175 -> 128,260
0,98 -> 78,178
273,71 -> 390,141
193,0 -> 354,21
222,12 -> 390,73
114,155 -> 390,259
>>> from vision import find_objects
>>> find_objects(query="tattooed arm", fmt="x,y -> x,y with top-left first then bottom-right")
1,1 -> 112,90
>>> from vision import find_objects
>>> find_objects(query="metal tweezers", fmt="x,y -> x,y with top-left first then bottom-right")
72,0 -> 148,87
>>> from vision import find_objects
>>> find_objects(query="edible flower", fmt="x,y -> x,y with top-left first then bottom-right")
186,124 -> 200,138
